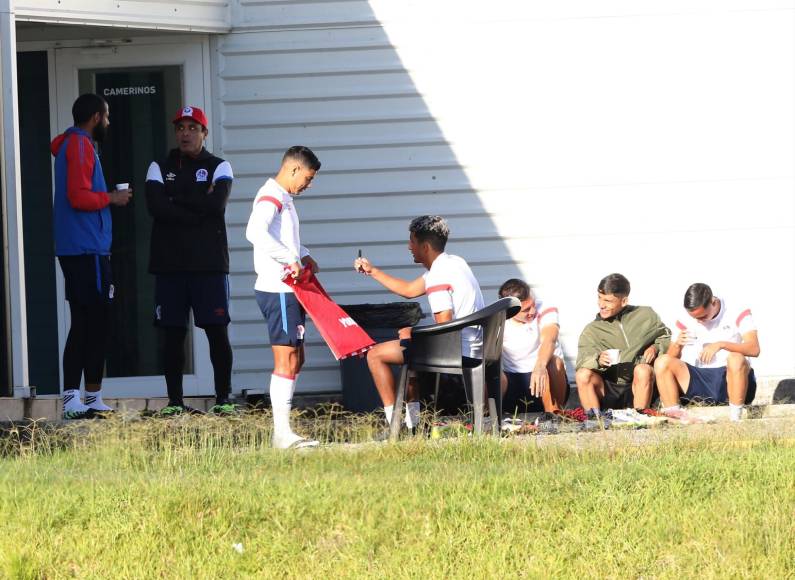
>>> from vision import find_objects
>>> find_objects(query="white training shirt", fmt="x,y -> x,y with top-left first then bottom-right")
422,253 -> 485,358
502,299 -> 566,373
245,178 -> 309,293
672,297 -> 756,369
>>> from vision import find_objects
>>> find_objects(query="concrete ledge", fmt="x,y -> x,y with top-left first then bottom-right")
0,392 -> 341,422
0,398 -> 24,422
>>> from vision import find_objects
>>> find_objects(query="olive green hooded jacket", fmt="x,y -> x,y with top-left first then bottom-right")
576,305 -> 671,386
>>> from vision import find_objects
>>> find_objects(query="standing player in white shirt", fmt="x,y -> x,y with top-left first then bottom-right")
497,279 -> 569,415
354,215 -> 485,434
654,283 -> 760,422
245,146 -> 321,448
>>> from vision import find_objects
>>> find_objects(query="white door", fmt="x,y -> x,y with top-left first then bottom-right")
53,40 -> 214,398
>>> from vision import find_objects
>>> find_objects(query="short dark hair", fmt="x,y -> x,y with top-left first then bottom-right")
684,283 -> 713,310
598,273 -> 631,298
409,215 -> 449,252
498,278 -> 532,301
282,146 -> 321,171
72,94 -> 107,125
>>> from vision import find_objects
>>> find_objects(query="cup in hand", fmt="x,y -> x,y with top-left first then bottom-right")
115,183 -> 129,191
605,349 -> 620,366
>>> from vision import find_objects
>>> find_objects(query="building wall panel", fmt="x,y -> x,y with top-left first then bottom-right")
215,0 -> 795,396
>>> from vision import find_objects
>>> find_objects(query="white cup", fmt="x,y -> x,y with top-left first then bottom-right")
605,349 -> 620,366
115,183 -> 129,191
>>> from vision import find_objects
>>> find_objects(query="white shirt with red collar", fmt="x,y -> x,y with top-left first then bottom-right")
245,178 -> 310,293
673,297 -> 756,369
422,253 -> 485,358
502,299 -> 565,373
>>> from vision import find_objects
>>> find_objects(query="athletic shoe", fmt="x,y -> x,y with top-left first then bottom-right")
629,408 -> 669,426
63,408 -> 95,420
84,394 -> 114,413
209,402 -> 239,416
272,431 -> 319,449
554,408 -> 588,423
534,412 -> 561,434
374,424 -> 421,441
500,417 -> 525,434
431,420 -> 473,439
662,408 -> 715,425
607,409 -> 646,429
580,409 -> 611,431
157,404 -> 204,417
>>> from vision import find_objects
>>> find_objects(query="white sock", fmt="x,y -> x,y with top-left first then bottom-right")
729,403 -> 744,422
84,389 -> 113,411
662,405 -> 681,413
405,401 -> 420,429
384,405 -> 394,425
63,389 -> 89,413
269,373 -> 296,437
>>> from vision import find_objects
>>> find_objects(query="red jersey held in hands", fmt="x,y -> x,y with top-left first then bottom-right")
283,269 -> 374,360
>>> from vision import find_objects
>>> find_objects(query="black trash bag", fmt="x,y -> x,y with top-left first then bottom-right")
340,302 -> 423,329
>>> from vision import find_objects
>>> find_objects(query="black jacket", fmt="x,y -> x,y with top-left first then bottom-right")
145,148 -> 232,273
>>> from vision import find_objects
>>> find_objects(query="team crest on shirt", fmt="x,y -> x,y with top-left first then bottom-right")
195,168 -> 208,182
165,172 -> 176,181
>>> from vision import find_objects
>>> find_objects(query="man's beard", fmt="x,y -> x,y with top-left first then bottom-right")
92,123 -> 107,143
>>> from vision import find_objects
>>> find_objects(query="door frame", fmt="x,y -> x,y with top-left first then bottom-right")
21,35 -> 215,398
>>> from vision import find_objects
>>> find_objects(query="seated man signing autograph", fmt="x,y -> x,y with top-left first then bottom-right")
354,215 -> 484,436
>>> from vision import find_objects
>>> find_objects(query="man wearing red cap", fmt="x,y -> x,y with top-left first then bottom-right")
145,106 -> 235,415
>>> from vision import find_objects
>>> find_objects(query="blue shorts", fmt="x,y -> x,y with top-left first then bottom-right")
256,291 -> 306,346
154,273 -> 230,328
59,255 -> 114,305
684,364 -> 757,405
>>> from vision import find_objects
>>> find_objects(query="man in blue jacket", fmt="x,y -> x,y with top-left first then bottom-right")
51,93 -> 132,419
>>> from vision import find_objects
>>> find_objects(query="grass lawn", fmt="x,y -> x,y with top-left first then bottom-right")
1,414 -> 794,579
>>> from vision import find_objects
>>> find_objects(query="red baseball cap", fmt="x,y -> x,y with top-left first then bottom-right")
172,106 -> 208,129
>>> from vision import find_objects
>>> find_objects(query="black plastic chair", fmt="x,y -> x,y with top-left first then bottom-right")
389,297 -> 521,440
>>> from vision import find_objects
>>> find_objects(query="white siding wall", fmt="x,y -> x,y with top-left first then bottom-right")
217,0 -> 795,394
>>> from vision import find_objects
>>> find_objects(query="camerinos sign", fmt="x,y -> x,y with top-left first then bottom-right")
103,86 -> 158,96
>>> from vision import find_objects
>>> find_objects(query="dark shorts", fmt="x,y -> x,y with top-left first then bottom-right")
503,371 -> 572,414
58,255 -> 114,305
256,290 -> 306,346
600,379 -> 635,410
683,364 -> 757,405
154,273 -> 230,328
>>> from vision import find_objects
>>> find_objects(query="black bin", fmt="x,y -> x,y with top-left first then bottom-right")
338,302 -> 423,412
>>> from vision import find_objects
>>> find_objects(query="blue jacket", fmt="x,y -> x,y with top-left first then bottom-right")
51,127 -> 112,255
